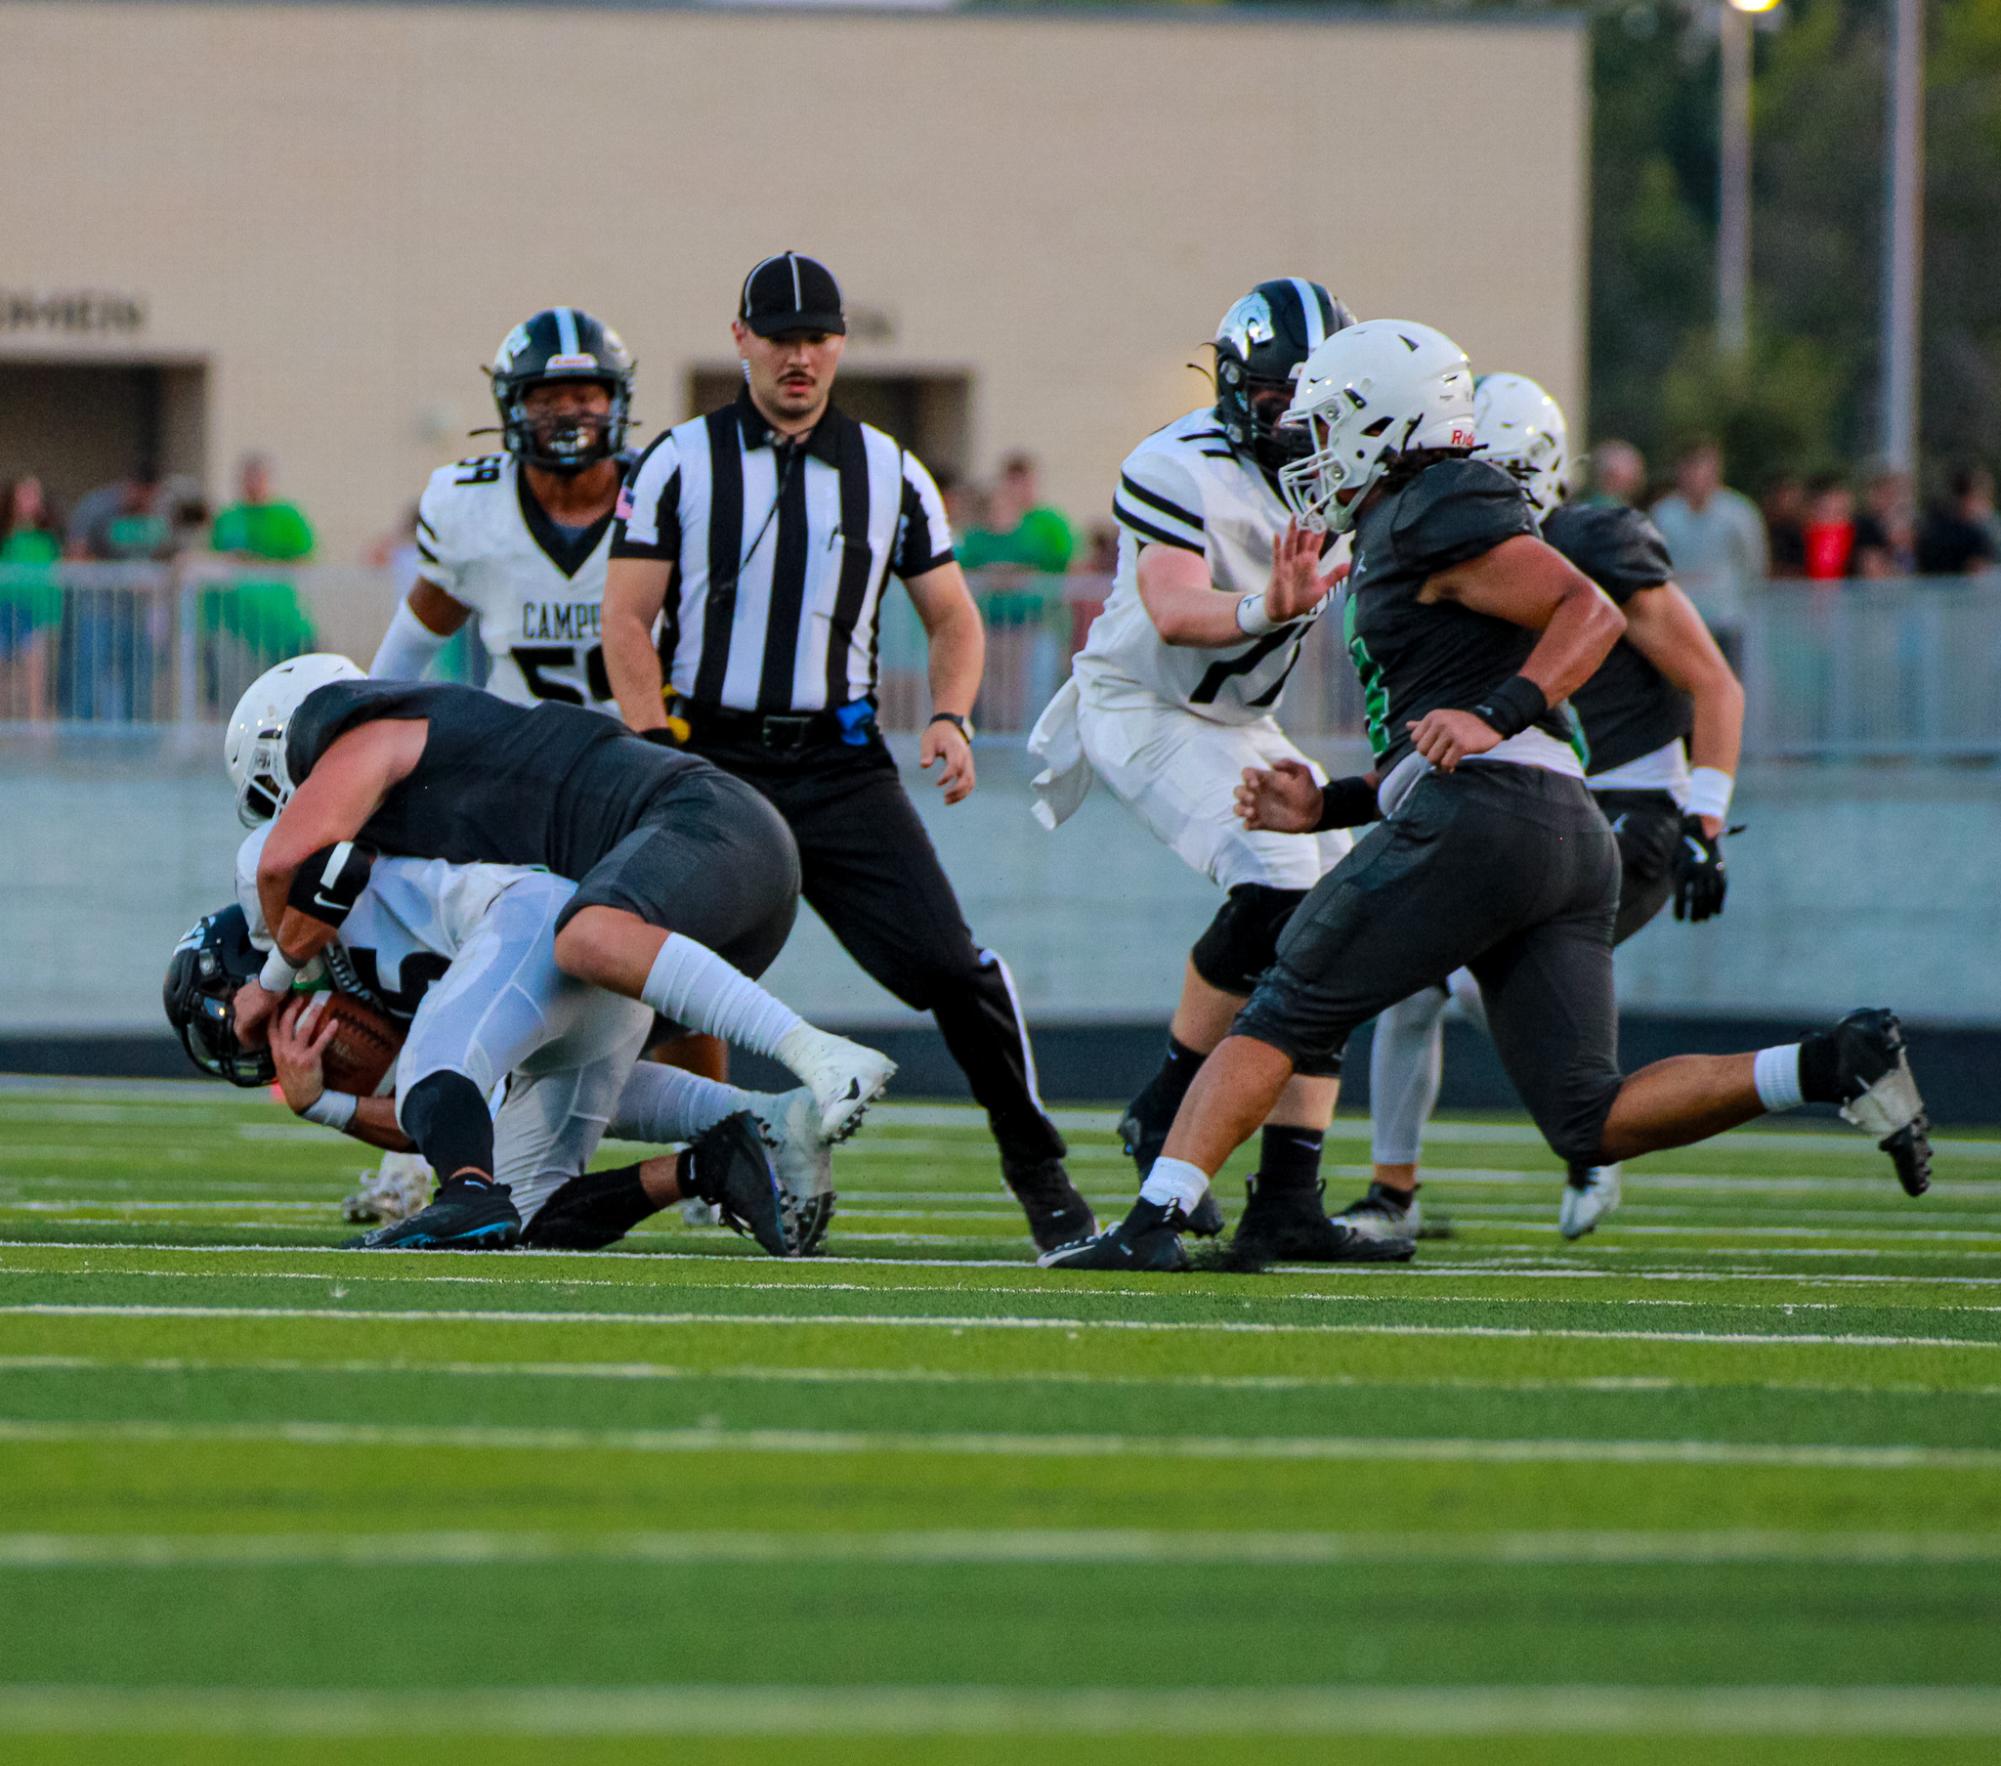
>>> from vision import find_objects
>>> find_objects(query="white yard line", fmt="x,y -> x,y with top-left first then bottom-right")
4,1352 -> 1993,1400
1,1416 -> 1997,1471
2,1682 -> 2001,1738
4,1301 -> 1998,1349
0,1527 -> 1995,1572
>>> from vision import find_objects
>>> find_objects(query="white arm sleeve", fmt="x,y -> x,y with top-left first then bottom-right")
371,597 -> 454,680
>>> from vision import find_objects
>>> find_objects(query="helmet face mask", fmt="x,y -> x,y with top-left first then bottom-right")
1212,279 -> 1356,477
1278,320 -> 1479,534
489,308 -> 635,474
1472,372 -> 1571,518
224,653 -> 364,826
163,905 -> 277,1087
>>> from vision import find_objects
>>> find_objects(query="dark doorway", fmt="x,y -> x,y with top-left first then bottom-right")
0,358 -> 207,517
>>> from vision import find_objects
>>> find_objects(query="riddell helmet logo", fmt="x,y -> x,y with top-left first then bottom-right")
1451,427 -> 1476,448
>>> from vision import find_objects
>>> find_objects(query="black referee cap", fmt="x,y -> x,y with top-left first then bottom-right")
739,251 -> 846,338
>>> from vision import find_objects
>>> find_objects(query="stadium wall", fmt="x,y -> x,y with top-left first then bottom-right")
5,736 -> 1999,1120
0,1 -> 1587,557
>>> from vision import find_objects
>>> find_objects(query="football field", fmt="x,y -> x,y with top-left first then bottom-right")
0,1078 -> 1997,1764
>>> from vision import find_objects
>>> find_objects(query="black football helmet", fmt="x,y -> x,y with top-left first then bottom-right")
1213,278 -> 1356,475
163,904 -> 275,1087
487,307 -> 635,473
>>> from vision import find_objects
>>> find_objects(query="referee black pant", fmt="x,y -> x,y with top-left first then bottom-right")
688,730 -> 1067,1168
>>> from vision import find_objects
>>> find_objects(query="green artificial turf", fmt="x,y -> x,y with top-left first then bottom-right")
0,1081 -> 1997,1761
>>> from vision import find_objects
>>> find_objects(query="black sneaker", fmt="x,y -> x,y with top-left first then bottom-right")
1037,1198 -> 1190,1272
1116,1093 -> 1226,1238
687,1112 -> 798,1258
1003,1157 -> 1098,1254
1330,1180 -> 1423,1246
1827,1009 -> 1932,1196
1232,1176 -> 1415,1266
345,1175 -> 521,1251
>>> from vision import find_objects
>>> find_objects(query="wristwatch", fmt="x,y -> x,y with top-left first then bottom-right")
927,711 -> 974,741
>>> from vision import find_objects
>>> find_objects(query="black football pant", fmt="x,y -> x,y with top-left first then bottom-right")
690,732 -> 1067,1167
1590,788 -> 1682,947
1236,764 -> 1625,1168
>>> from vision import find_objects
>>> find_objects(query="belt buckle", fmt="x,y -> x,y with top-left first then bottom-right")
761,715 -> 816,753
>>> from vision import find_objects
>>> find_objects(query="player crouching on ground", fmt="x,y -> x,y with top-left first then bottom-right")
164,832 -> 846,1255
1041,319 -> 1931,1273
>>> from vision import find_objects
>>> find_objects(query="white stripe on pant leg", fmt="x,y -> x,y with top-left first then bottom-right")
978,948 -> 1044,1114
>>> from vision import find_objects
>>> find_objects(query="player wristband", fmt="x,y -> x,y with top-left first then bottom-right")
1684,766 -> 1735,823
1314,775 -> 1384,831
259,949 -> 300,993
927,711 -> 973,741
1236,592 -> 1283,637
1467,674 -> 1548,740
302,1090 -> 357,1131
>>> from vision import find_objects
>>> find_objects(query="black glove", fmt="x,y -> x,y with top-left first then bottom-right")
1671,815 -> 1727,922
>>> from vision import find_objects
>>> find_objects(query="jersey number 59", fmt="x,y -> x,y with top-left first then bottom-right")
514,644 -> 613,707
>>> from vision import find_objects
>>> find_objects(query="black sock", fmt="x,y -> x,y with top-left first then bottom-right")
1257,1125 -> 1325,1194
1148,1036 -> 1204,1113
399,1071 -> 496,1186
521,1164 -> 654,1251
1799,1032 -> 1843,1105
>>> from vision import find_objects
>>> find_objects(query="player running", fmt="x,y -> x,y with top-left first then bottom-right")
1351,371 -> 1747,1246
165,835 -> 831,1253
1042,319 -> 1931,1272
221,662 -> 895,1245
1029,278 -> 1385,1260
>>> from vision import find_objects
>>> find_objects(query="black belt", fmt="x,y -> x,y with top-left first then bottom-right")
679,700 -> 857,754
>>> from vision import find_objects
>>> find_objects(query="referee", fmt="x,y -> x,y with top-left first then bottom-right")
603,251 -> 1092,1251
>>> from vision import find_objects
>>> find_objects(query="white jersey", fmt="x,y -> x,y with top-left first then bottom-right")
414,451 -> 623,712
236,827 -> 544,1020
1074,409 -> 1341,724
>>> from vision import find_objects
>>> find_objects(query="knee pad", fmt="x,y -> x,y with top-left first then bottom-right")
397,1070 -> 495,1182
519,1163 -> 653,1251
1191,884 -> 1308,997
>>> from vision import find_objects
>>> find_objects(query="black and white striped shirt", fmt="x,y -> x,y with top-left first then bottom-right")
611,388 -> 955,714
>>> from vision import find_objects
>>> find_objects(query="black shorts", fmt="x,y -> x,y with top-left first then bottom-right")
556,769 -> 802,979
1591,788 -> 1682,946
1235,763 -> 1624,1166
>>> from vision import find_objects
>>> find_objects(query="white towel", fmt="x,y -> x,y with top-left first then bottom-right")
1026,676 -> 1093,830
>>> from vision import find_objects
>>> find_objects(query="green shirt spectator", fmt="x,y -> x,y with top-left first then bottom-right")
205,453 -> 318,660
959,454 -> 1075,629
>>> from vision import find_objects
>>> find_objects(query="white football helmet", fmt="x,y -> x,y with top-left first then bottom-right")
1277,320 -> 1477,534
224,653 -> 363,826
1475,372 -> 1570,518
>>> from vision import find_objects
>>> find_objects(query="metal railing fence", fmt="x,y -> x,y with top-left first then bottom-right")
5,561 -> 2000,762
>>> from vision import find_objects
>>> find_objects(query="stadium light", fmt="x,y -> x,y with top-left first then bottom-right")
1726,0 -> 1781,14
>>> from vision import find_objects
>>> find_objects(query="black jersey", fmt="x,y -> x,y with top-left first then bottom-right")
1343,458 -> 1578,773
1542,503 -> 1692,777
285,679 -> 719,879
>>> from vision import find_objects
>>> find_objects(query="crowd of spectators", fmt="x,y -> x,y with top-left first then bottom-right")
0,454 -> 318,722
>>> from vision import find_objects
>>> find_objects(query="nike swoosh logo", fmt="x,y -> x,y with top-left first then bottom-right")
310,890 -> 345,914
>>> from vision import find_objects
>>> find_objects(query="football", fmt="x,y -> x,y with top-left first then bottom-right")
304,990 -> 404,1097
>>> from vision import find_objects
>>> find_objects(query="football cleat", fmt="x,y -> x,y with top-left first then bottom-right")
1231,1176 -> 1415,1267
751,1085 -> 837,1255
1330,1181 -> 1422,1246
1002,1156 -> 1098,1254
1117,1092 -> 1225,1237
678,1199 -> 723,1229
685,1111 -> 798,1258
773,1025 -> 896,1143
1037,1198 -> 1190,1272
1829,1009 -> 1932,1196
340,1151 -> 432,1227
1559,1163 -> 1623,1239
345,1175 -> 521,1251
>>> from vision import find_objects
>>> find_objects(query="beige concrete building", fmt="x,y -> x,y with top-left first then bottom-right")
1,2 -> 1587,561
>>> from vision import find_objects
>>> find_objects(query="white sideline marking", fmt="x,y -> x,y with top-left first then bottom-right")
2,1683 -> 2000,1738
4,1302 -> 1998,1349
0,1527 -> 1996,1572
11,1352 -> 1992,1400
4,1260 -> 2000,1315
0,1417 -> 1995,1471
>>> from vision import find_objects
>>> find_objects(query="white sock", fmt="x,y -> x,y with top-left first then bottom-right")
640,935 -> 804,1058
1140,1156 -> 1212,1215
610,1063 -> 760,1144
1753,1044 -> 1806,1114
